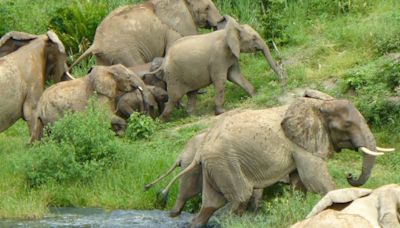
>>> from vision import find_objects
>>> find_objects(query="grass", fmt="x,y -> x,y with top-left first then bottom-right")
1,0 -> 400,227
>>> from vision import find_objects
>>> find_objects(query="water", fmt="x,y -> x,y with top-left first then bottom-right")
0,208 -> 193,228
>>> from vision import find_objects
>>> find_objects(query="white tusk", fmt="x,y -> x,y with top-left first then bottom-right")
376,147 -> 395,152
360,147 -> 384,156
66,71 -> 76,80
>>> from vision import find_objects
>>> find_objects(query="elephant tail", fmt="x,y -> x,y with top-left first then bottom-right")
68,46 -> 95,71
157,160 -> 199,204
144,160 -> 180,191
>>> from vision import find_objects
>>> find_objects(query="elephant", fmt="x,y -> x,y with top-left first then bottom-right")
29,64 -> 145,141
128,57 -> 166,90
291,184 -> 400,228
0,31 -> 70,138
145,131 -> 265,217
156,90 -> 394,227
116,85 -> 168,119
158,16 -> 287,121
69,0 -> 224,69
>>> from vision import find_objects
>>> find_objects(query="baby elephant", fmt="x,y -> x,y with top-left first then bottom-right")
159,15 -> 286,121
116,85 -> 168,119
292,184 -> 400,228
30,64 -> 140,141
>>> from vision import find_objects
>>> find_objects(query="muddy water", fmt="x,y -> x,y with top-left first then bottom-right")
0,208 -> 195,227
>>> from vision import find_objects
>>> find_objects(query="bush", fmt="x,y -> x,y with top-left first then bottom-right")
25,98 -> 120,188
338,56 -> 400,128
125,113 -> 157,141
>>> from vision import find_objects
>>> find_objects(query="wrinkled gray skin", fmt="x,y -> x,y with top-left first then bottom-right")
69,0 -> 223,69
144,132 -> 264,217
30,65 -> 142,141
129,57 -> 166,90
116,85 -> 168,119
292,184 -> 400,228
0,31 -> 68,138
159,16 -> 286,121
159,90 -> 386,227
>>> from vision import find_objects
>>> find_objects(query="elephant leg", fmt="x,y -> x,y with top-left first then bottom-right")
213,79 -> 226,115
293,150 -> 336,195
170,164 -> 202,217
186,91 -> 197,115
248,188 -> 264,213
191,176 -> 227,228
227,63 -> 256,96
160,91 -> 185,121
289,170 -> 307,193
29,117 -> 44,144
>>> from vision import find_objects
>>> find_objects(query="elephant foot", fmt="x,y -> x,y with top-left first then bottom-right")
169,209 -> 181,218
214,108 -> 225,115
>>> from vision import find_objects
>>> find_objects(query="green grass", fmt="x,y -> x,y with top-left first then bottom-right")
1,0 -> 400,227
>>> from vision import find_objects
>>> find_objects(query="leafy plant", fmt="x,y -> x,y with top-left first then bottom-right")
48,0 -> 108,59
25,97 -> 119,188
125,113 -> 157,140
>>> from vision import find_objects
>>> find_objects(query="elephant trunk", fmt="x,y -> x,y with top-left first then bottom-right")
347,153 -> 376,187
347,129 -> 377,187
262,43 -> 287,86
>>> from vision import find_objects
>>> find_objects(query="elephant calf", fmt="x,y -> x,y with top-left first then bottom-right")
116,85 -> 168,119
291,184 -> 400,228
30,64 -> 142,141
158,16 -> 286,121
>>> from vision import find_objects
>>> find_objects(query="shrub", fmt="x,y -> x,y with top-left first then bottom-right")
338,56 -> 400,128
25,97 -> 119,188
125,113 -> 157,141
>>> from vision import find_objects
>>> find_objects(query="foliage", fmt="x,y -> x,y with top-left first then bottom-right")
25,97 -> 119,188
48,0 -> 108,59
125,113 -> 157,141
338,56 -> 400,128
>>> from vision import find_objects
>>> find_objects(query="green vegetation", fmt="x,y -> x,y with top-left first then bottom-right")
0,0 -> 399,227
125,113 -> 158,141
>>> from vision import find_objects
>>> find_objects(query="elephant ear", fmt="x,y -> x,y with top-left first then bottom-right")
281,98 -> 332,159
150,0 -> 197,36
225,16 -> 241,59
46,31 -> 66,54
0,31 -> 37,57
90,66 -> 117,98
306,188 -> 372,218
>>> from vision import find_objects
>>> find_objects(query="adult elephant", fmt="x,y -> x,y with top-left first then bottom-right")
69,0 -> 224,68
0,31 -> 69,138
158,16 -> 286,121
292,184 -> 400,228
158,90 -> 394,227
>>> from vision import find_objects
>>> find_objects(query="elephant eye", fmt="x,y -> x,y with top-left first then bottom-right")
205,5 -> 210,10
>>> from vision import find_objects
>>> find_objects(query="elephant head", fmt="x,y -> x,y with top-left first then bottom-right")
89,64 -> 136,98
150,0 -> 223,36
0,31 -> 69,82
224,16 -> 286,84
148,85 -> 168,114
141,57 -> 167,90
282,90 -> 394,187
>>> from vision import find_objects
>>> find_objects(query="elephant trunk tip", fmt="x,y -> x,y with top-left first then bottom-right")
346,173 -> 366,187
143,184 -> 152,191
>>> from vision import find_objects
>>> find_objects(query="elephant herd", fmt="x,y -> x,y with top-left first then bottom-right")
0,0 -> 397,227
